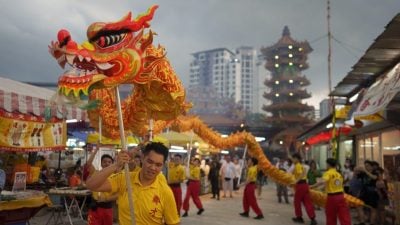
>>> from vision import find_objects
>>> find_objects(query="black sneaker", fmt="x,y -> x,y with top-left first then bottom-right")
182,212 -> 188,217
310,219 -> 317,225
239,212 -> 249,217
254,215 -> 264,220
292,217 -> 304,223
197,208 -> 204,215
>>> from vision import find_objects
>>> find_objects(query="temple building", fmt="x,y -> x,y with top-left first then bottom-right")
261,26 -> 315,149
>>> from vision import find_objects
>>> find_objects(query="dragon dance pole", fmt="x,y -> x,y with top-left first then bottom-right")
149,119 -> 153,141
237,144 -> 248,187
186,131 -> 194,170
98,116 -> 102,169
114,87 -> 135,225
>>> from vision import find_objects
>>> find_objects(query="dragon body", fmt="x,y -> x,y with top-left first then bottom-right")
50,5 -> 363,208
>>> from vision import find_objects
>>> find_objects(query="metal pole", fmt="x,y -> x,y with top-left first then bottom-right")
237,144 -> 248,187
186,131 -> 194,172
327,0 -> 332,93
115,87 -> 135,225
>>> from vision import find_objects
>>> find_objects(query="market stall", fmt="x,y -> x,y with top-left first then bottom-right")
0,76 -> 87,224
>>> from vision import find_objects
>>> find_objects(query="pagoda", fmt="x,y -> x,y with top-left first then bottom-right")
261,26 -> 314,130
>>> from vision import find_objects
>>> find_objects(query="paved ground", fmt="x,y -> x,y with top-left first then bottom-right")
30,183 -> 327,225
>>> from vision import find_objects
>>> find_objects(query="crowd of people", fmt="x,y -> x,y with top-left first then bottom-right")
273,154 -> 397,225
15,141 -> 397,225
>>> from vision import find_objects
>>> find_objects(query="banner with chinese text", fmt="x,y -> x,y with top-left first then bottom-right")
0,109 -> 66,152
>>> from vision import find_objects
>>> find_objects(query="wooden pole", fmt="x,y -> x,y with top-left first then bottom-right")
149,119 -> 154,142
115,87 -> 135,225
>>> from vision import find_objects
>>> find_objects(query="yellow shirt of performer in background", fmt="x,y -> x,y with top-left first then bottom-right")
108,171 -> 179,225
188,165 -> 200,180
247,165 -> 258,182
322,168 -> 344,193
168,163 -> 185,184
92,190 -> 114,202
293,162 -> 307,180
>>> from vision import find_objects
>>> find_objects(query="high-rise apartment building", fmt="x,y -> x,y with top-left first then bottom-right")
189,47 -> 263,112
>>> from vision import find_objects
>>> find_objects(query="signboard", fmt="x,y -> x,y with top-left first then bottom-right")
12,172 -> 27,192
0,109 -> 67,151
354,63 -> 400,116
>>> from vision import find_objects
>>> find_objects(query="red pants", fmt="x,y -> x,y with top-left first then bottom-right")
87,207 -> 113,225
169,184 -> 182,214
243,183 -> 263,216
183,180 -> 203,211
294,182 -> 315,219
326,194 -> 351,225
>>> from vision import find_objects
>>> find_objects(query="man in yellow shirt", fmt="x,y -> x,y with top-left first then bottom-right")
182,158 -> 204,217
291,153 -> 317,225
310,158 -> 351,225
86,142 -> 180,225
239,157 -> 264,219
168,154 -> 185,216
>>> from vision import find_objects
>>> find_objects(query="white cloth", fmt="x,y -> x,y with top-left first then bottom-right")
220,162 -> 236,179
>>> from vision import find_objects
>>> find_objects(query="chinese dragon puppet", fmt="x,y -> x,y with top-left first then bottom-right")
49,5 -> 363,208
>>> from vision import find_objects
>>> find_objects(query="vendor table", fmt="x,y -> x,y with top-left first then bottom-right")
48,188 -> 91,225
0,191 -> 51,225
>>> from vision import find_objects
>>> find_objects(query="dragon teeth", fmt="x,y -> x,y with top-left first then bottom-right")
96,62 -> 115,70
78,55 -> 84,62
66,54 -> 75,65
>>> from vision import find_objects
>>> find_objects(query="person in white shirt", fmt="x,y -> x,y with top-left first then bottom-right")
233,158 -> 241,190
220,155 -> 236,198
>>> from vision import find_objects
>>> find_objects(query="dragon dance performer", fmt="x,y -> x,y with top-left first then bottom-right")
310,158 -> 351,225
86,152 -> 118,225
182,158 -> 204,217
291,153 -> 317,225
86,142 -> 180,225
168,154 -> 186,216
239,157 -> 264,220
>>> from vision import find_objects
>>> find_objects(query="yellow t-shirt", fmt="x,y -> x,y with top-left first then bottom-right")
133,166 -> 141,173
247,165 -> 257,182
322,168 -> 344,193
108,171 -> 179,225
92,191 -> 114,202
188,165 -> 200,180
168,163 -> 185,184
293,162 -> 307,180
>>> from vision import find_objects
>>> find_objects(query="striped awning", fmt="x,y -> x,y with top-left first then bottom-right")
0,77 -> 87,121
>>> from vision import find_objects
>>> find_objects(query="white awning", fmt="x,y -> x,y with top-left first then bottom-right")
0,76 -> 87,121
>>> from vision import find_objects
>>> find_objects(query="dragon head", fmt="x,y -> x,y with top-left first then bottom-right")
49,5 -> 158,100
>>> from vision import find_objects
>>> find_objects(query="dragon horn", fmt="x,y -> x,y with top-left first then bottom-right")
103,5 -> 158,32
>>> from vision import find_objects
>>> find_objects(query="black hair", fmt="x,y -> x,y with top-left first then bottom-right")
193,158 -> 201,163
292,153 -> 302,161
251,157 -> 258,165
174,154 -> 182,159
326,158 -> 337,167
143,142 -> 169,161
101,154 -> 114,163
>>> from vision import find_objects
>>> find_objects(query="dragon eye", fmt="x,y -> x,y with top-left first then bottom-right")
95,33 -> 126,48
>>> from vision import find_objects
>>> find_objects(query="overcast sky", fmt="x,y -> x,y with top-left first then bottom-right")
0,0 -> 399,108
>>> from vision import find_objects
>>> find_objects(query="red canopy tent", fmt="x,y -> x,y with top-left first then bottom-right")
306,126 -> 352,145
